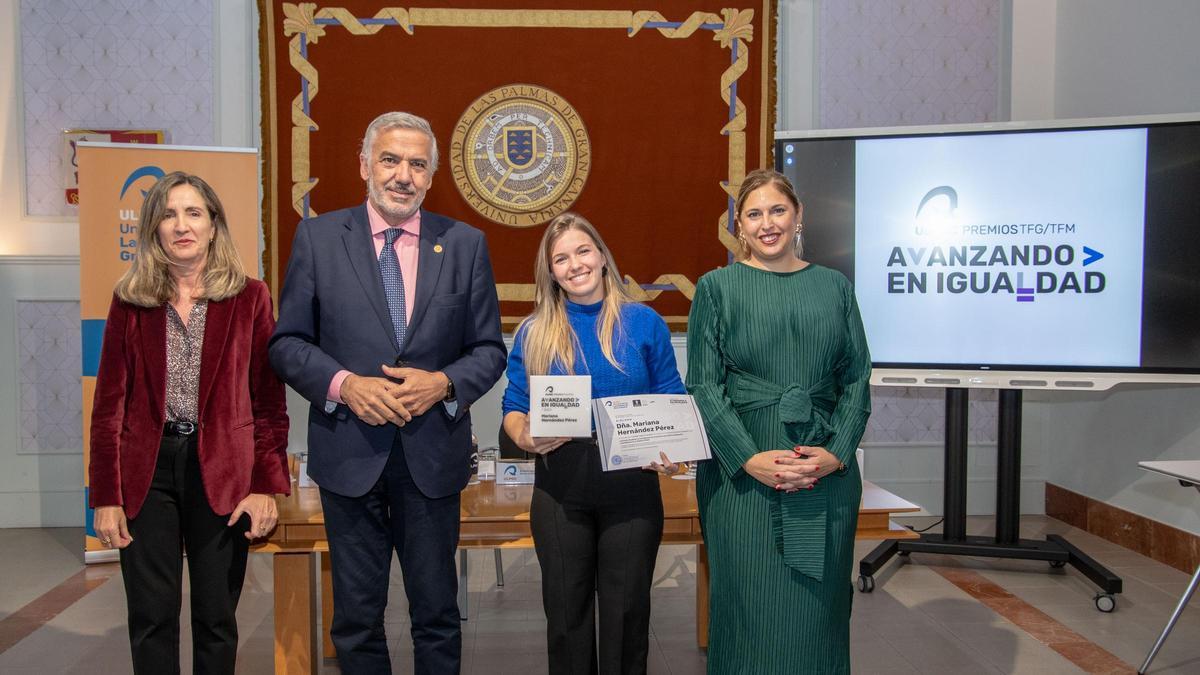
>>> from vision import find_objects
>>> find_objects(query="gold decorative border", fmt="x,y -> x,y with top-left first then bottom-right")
275,4 -> 774,323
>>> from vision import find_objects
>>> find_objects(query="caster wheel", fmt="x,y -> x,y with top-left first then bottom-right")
1095,593 -> 1116,613
1049,560 -> 1067,569
898,551 -> 911,558
857,575 -> 875,593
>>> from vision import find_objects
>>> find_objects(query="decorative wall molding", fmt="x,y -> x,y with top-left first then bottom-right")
0,488 -> 84,495
874,476 -> 1046,486
871,476 -> 1046,516
0,260 -> 83,527
0,255 -> 81,266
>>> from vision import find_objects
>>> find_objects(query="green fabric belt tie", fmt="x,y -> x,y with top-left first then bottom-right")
726,369 -> 839,582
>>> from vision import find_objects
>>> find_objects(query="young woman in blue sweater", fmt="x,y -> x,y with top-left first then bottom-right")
501,212 -> 686,675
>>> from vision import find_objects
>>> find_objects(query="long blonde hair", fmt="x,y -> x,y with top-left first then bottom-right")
518,213 -> 630,376
114,171 -> 246,307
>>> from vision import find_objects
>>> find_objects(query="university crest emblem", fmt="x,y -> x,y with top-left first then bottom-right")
450,84 -> 591,227
505,127 -> 535,169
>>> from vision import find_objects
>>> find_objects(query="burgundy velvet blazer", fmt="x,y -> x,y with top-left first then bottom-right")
88,279 -> 291,519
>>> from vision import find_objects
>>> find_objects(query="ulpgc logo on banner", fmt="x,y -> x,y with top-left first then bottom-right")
886,185 -> 1107,303
119,165 -> 165,200
114,165 -> 166,261
450,83 -> 591,227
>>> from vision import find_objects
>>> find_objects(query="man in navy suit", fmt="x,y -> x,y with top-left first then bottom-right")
269,112 -> 505,674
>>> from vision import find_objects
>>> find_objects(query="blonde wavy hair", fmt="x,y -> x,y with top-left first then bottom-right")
734,168 -> 805,261
518,213 -> 630,376
114,171 -> 246,307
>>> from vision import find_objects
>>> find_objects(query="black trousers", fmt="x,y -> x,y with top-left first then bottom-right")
531,440 -> 664,675
319,439 -> 462,675
120,433 -> 250,675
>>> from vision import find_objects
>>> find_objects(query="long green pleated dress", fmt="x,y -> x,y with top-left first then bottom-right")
686,262 -> 872,674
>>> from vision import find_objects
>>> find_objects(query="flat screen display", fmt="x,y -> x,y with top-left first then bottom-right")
776,118 -> 1200,375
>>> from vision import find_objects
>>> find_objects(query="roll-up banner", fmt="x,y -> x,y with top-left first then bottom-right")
77,143 -> 259,562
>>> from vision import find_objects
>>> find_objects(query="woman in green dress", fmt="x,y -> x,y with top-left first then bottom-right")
687,169 -> 872,673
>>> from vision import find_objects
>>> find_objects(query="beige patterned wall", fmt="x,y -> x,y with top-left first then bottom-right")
819,0 -> 1001,129
20,0 -> 215,217
866,386 -> 998,444
18,301 -> 82,454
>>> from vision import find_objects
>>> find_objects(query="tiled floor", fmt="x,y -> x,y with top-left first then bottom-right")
1,516 -> 1198,673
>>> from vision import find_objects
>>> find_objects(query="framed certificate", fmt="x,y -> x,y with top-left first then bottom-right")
592,394 -> 712,471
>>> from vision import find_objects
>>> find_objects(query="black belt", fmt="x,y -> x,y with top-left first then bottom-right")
163,421 -> 197,436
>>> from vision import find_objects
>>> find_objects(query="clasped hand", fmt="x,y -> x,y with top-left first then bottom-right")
341,365 -> 449,426
743,446 -> 842,492
504,412 -> 569,455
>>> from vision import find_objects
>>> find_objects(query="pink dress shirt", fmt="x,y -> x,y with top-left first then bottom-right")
326,201 -> 420,402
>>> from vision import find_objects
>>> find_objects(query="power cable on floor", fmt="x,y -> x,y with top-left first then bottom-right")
906,518 -> 944,534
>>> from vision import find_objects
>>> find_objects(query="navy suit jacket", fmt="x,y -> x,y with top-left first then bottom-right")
269,206 -> 506,499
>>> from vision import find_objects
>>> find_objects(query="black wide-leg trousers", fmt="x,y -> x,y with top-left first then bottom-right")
531,440 -> 664,675
120,433 -> 250,675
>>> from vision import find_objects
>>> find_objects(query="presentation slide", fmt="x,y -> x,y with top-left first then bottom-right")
853,128 -> 1148,366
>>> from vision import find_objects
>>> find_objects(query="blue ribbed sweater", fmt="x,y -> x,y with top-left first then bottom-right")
502,299 -> 684,415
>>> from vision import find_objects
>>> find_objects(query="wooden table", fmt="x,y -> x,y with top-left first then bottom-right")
254,476 -> 920,674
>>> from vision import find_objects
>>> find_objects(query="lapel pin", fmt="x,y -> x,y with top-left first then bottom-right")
433,244 -> 444,253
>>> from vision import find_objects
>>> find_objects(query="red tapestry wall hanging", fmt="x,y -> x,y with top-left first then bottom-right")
259,1 -> 777,326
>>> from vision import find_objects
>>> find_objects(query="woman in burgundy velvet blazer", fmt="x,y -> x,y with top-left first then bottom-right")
88,172 -> 290,674
88,279 -> 291,518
